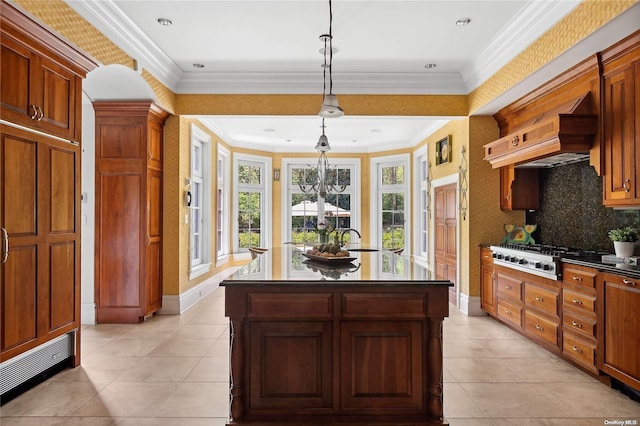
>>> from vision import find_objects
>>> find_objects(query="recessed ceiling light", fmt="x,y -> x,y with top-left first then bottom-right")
370,129 -> 382,133
157,18 -> 173,26
263,128 -> 275,133
456,17 -> 471,26
192,63 -> 205,69
425,64 -> 437,69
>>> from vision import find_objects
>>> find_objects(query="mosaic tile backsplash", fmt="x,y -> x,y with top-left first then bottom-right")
526,161 -> 640,253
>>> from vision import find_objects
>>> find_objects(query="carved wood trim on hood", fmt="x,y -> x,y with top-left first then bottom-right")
483,93 -> 597,169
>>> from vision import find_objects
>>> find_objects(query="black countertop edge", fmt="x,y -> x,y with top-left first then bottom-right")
220,280 -> 454,287
560,256 -> 640,279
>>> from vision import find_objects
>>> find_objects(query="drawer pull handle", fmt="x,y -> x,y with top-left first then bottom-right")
30,104 -> 38,120
571,321 -> 582,328
572,276 -> 582,282
535,324 -> 543,331
572,298 -> 582,305
622,279 -> 637,286
535,296 -> 543,302
623,179 -> 631,193
504,309 -> 511,315
572,345 -> 583,353
504,285 -> 512,290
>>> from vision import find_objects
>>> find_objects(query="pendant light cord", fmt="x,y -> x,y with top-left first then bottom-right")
328,0 -> 334,96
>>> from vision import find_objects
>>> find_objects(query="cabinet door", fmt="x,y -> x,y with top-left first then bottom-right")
500,165 -> 539,210
341,321 -> 423,412
35,55 -> 78,141
602,63 -> 637,205
1,36 -> 39,126
0,129 -> 39,358
249,321 -> 332,410
601,273 -> 640,388
481,264 -> 496,315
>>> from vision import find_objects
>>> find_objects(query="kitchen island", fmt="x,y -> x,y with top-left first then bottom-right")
221,246 -> 452,426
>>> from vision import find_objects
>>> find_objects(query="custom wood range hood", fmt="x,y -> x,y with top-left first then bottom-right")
483,93 -> 598,169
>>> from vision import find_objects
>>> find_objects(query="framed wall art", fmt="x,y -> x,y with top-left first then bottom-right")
435,135 -> 452,166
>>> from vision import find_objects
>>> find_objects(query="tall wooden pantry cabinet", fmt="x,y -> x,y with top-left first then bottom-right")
0,0 -> 96,395
94,102 -> 168,324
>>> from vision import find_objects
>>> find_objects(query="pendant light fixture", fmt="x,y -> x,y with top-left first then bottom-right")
318,0 -> 344,118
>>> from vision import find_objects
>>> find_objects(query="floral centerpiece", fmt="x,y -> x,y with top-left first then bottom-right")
315,221 -> 335,244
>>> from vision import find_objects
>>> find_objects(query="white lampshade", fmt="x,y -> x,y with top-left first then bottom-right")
318,94 -> 344,118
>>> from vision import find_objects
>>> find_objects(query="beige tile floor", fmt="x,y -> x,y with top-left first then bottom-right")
1,286 -> 639,425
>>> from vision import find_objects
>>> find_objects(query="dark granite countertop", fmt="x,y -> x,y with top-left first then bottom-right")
561,254 -> 640,280
221,245 -> 451,285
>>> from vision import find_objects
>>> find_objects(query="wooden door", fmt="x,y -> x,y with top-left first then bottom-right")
1,35 -> 38,126
434,183 -> 457,305
0,125 -> 80,363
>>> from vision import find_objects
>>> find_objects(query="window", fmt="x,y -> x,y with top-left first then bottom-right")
414,147 -> 429,258
283,158 -> 359,245
217,145 -> 230,263
234,154 -> 271,251
190,125 -> 212,279
371,154 -> 410,251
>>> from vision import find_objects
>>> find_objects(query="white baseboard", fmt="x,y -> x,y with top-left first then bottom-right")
157,267 -> 240,315
458,294 -> 485,316
81,303 -> 96,325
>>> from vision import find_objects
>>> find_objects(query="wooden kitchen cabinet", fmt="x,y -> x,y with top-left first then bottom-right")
598,272 -> 640,391
222,268 -> 451,426
500,165 -> 539,210
480,247 -> 496,315
0,0 -> 95,387
562,264 -> 599,373
601,31 -> 640,207
94,102 -> 169,324
1,19 -> 85,142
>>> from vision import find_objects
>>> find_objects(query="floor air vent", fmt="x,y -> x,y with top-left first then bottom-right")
1,330 -> 76,396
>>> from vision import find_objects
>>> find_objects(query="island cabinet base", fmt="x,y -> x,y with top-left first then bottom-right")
223,283 -> 451,426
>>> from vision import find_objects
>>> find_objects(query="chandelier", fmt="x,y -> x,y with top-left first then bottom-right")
298,118 -> 347,198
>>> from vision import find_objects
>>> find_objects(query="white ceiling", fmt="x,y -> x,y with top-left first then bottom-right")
67,0 -> 640,152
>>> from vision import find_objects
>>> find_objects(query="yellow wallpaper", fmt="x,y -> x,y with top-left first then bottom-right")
469,0 -> 637,114
162,115 -> 183,295
175,94 -> 468,117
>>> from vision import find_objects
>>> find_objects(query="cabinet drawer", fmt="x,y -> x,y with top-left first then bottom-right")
248,293 -> 333,318
524,311 -> 559,347
562,289 -> 596,315
562,311 -> 596,339
497,274 -> 522,300
497,299 -> 522,328
563,267 -> 596,289
342,293 -> 425,318
563,333 -> 596,372
480,248 -> 494,265
524,283 -> 559,316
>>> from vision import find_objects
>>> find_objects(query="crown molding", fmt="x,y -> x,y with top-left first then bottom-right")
461,0 -> 580,91
176,72 -> 466,95
66,0 -> 183,90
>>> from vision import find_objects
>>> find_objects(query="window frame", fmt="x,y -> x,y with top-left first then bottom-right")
414,146 -> 429,259
189,125 -> 212,279
233,153 -> 272,252
216,144 -> 231,265
281,157 -> 361,246
370,153 -> 411,251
